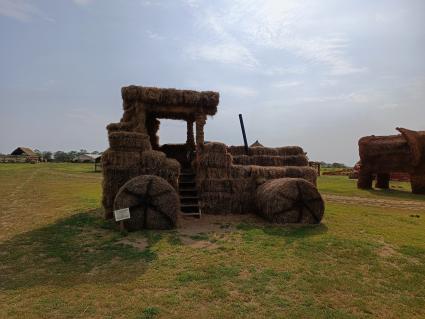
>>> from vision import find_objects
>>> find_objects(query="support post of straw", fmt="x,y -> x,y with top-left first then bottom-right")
239,114 -> 249,155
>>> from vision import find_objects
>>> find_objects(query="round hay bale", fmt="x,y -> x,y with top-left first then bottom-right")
108,131 -> 152,151
256,178 -> 324,224
114,175 -> 179,230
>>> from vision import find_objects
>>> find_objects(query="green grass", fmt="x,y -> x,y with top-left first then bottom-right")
318,175 -> 425,201
0,163 -> 425,318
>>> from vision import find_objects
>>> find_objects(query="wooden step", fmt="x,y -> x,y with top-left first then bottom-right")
179,180 -> 196,185
180,197 -> 199,205
179,168 -> 200,218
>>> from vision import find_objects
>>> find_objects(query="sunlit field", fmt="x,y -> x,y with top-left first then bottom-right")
0,163 -> 424,319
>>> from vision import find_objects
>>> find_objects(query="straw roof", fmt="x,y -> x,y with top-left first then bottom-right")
250,140 -> 263,147
121,86 -> 220,121
11,147 -> 37,156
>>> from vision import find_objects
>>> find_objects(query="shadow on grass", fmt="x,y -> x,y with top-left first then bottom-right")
0,209 -> 159,291
365,187 -> 425,201
237,222 -> 328,243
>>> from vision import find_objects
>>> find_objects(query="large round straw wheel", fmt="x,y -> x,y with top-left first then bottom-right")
256,178 -> 325,224
114,175 -> 179,230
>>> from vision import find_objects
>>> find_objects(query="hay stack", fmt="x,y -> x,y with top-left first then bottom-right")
102,166 -> 141,219
196,142 -> 318,215
198,178 -> 255,214
102,130 -> 152,219
140,150 -> 180,189
231,165 -> 317,186
227,146 -> 304,157
232,155 -> 308,167
106,122 -> 134,133
121,86 -> 220,112
256,178 -> 324,224
196,143 -> 234,213
197,142 -> 232,179
108,131 -> 152,151
114,175 -> 179,230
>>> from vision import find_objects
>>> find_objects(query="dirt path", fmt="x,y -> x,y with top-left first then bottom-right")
324,193 -> 425,211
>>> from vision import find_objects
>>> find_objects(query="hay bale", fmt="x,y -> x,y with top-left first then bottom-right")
256,178 -> 324,224
114,175 -> 179,230
199,192 -> 233,214
140,151 -> 180,189
275,146 -> 304,156
102,166 -> 141,219
106,122 -> 133,133
158,158 -> 180,190
121,86 -> 220,112
227,146 -> 252,156
230,165 -> 253,178
108,131 -> 152,151
140,150 -> 167,171
197,167 -> 230,179
204,142 -> 228,153
231,191 -> 255,214
227,146 -> 305,157
102,149 -> 141,169
232,155 -> 308,167
199,152 -> 232,168
230,165 -> 317,185
198,142 -> 232,168
199,179 -> 233,193
282,166 -> 317,186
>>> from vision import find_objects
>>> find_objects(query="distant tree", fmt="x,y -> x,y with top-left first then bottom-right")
78,149 -> 88,155
67,151 -> 79,161
42,151 -> 52,162
92,150 -> 100,155
331,162 -> 347,168
54,151 -> 69,162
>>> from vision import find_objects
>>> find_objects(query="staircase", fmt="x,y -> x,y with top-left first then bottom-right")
179,168 -> 201,217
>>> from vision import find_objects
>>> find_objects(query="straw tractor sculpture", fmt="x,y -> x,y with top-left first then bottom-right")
102,86 -> 325,230
357,128 -> 425,194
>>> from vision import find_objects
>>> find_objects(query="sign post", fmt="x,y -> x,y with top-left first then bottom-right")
113,208 -> 131,231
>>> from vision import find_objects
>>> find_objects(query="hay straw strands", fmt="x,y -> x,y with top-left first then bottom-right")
232,155 -> 308,167
106,122 -> 134,133
227,146 -> 304,157
102,149 -> 141,169
256,178 -> 324,224
102,166 -> 141,219
114,175 -> 179,230
198,152 -> 232,168
121,86 -> 219,113
230,165 -> 317,186
199,192 -> 233,214
108,132 -> 152,151
140,151 -> 180,190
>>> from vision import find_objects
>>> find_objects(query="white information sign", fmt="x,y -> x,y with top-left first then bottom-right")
114,208 -> 131,221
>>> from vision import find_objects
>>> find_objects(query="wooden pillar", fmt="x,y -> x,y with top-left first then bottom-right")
186,119 -> 195,149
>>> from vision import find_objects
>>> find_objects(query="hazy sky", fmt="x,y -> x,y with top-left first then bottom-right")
1,0 -> 424,164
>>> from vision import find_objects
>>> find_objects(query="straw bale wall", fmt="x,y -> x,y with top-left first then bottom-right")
196,142 -> 318,215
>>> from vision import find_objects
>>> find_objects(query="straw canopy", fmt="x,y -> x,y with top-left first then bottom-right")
122,85 -> 220,121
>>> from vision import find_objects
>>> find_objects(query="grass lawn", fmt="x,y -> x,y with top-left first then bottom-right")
318,175 -> 425,202
0,163 -> 424,318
